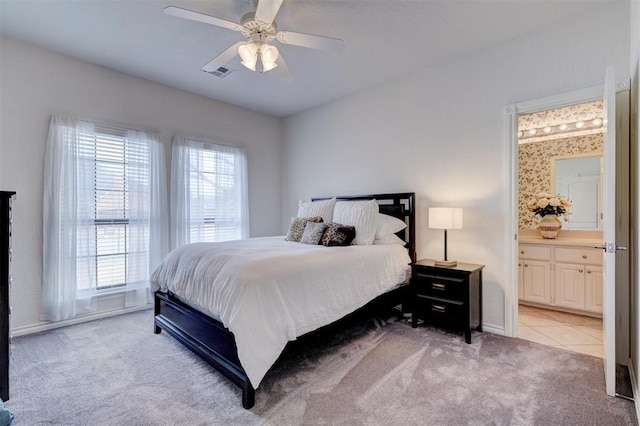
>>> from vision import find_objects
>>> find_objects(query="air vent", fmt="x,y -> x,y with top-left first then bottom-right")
204,66 -> 235,79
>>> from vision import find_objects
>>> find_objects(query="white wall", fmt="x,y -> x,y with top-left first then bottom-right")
0,37 -> 282,331
282,3 -> 630,333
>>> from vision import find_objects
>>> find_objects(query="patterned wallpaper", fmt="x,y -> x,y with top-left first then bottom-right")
518,133 -> 603,229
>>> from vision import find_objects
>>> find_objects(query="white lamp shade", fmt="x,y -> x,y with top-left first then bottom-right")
429,207 -> 463,230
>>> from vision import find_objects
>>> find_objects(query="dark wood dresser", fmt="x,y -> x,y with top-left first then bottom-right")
1,191 -> 15,401
410,259 -> 484,344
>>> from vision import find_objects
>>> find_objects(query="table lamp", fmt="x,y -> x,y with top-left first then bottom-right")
429,207 -> 463,267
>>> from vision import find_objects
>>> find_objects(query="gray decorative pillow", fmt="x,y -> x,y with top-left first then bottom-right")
321,222 -> 356,247
300,221 -> 328,245
285,216 -> 323,242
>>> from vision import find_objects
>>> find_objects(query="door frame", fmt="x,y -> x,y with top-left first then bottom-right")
504,83 -> 630,339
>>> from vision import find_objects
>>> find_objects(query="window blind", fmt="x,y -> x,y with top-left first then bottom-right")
76,128 -> 150,291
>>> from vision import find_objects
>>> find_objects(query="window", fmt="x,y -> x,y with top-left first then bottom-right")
42,116 -> 168,322
171,136 -> 248,247
76,127 -> 150,291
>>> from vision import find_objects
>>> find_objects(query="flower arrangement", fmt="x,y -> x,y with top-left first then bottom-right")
527,192 -> 571,219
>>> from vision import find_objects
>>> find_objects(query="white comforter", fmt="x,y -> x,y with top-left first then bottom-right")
150,236 -> 411,387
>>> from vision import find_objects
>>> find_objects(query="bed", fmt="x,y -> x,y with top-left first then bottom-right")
151,192 -> 415,409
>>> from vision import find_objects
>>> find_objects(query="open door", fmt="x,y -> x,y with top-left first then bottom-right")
601,65 -> 617,396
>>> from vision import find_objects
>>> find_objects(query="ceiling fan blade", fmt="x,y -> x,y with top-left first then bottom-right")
164,6 -> 242,32
277,31 -> 344,52
201,41 -> 245,73
275,55 -> 294,84
255,0 -> 284,25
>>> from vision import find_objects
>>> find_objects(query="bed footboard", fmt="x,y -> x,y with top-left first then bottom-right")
154,292 -> 255,409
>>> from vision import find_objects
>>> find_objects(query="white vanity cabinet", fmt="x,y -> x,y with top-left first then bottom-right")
518,246 -> 552,305
518,241 -> 603,316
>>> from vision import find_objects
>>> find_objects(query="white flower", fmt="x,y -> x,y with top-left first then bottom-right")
537,198 -> 549,208
549,197 -> 561,207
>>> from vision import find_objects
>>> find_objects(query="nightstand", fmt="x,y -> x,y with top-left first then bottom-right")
410,259 -> 484,344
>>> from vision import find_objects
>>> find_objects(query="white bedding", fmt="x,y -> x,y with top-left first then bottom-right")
150,236 -> 411,387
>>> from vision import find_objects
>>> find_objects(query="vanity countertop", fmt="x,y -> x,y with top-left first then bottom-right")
519,236 -> 603,247
519,229 -> 602,247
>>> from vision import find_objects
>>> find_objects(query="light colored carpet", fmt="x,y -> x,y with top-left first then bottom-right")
4,309 -> 637,425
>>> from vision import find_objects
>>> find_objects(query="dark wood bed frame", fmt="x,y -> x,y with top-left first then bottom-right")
153,192 -> 416,409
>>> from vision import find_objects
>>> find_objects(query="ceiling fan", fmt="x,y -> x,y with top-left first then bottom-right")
164,0 -> 345,80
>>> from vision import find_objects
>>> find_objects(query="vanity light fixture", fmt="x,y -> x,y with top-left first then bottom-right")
519,117 -> 604,142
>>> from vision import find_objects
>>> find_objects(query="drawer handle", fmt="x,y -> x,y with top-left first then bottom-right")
579,269 -> 584,273
524,264 -> 528,267
432,304 -> 446,313
582,255 -> 587,259
520,250 -> 525,254
432,283 -> 446,290
587,270 -> 591,274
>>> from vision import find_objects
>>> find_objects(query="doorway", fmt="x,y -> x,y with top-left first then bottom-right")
516,99 -> 605,357
505,79 -> 631,397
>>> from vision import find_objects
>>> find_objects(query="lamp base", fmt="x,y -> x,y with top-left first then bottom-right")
434,259 -> 457,267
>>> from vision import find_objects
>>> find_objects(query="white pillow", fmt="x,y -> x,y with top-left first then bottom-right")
375,213 -> 407,240
297,198 -> 336,223
373,234 -> 406,245
333,199 -> 379,245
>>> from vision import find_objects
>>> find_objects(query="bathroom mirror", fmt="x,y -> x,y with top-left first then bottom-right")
551,153 -> 602,230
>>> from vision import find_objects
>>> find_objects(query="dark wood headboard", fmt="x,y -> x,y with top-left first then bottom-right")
311,192 -> 416,263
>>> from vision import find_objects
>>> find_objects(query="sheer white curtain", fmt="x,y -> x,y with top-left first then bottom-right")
42,115 -> 168,322
171,136 -> 249,248
123,129 -> 169,308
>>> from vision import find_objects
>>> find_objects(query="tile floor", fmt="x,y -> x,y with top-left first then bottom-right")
518,304 -> 604,358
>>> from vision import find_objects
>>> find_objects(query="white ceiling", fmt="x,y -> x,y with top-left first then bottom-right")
0,0 -> 611,118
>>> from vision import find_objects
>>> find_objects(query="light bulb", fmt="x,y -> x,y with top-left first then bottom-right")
575,121 -> 585,129
528,129 -> 537,136
592,118 -> 603,126
559,123 -> 569,131
543,126 -> 552,134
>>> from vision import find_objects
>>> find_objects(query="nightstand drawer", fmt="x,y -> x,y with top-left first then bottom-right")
412,272 -> 465,301
415,295 -> 464,324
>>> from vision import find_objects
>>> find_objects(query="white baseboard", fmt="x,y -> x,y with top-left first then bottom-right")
482,323 -> 505,336
10,305 -> 152,338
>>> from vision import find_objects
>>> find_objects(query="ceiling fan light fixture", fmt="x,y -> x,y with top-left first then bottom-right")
238,43 -> 258,71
